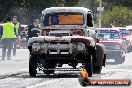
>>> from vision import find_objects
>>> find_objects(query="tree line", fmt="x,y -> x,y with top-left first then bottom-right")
0,0 -> 78,24
1,0 -> 132,27
101,0 -> 132,27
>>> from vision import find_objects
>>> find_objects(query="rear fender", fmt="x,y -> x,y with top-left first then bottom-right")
95,43 -> 106,66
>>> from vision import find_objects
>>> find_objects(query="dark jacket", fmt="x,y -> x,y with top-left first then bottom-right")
27,24 -> 40,39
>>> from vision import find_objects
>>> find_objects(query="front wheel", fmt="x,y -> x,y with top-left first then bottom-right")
29,55 -> 37,77
85,54 -> 93,77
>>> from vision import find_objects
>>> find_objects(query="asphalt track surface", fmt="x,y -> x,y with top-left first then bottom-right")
0,49 -> 132,88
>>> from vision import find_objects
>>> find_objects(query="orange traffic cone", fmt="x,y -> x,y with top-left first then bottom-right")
79,67 -> 90,86
81,67 -> 89,78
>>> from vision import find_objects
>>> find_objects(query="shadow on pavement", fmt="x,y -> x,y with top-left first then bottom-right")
12,72 -> 81,78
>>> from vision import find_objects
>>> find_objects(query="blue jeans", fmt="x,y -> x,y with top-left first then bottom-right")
13,39 -> 17,55
2,38 -> 15,59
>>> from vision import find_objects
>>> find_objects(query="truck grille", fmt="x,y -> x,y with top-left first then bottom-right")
50,33 -> 70,37
50,42 -> 69,44
103,44 -> 116,50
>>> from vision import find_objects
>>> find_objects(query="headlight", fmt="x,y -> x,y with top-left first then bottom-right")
114,45 -> 120,49
32,43 -> 40,50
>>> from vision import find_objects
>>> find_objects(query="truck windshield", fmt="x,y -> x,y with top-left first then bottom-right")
43,12 -> 84,26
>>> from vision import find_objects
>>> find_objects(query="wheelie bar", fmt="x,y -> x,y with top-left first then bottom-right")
38,64 -> 84,71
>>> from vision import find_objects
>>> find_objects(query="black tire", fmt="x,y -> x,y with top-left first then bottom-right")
85,54 -> 93,77
96,44 -> 104,65
103,54 -> 106,66
79,77 -> 90,86
93,66 -> 102,74
29,55 -> 37,77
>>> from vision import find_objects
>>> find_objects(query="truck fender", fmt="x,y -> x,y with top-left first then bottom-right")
94,43 -> 106,66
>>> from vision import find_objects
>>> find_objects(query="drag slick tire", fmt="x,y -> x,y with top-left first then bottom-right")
93,66 -> 102,74
85,54 -> 93,77
29,55 -> 37,77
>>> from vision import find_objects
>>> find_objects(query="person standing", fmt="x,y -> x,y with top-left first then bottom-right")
27,19 -> 40,40
12,16 -> 21,56
1,17 -> 16,60
0,24 -> 3,39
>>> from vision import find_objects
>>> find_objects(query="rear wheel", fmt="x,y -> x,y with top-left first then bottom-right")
96,44 -> 104,65
29,55 -> 37,77
85,54 -> 93,77
93,66 -> 102,74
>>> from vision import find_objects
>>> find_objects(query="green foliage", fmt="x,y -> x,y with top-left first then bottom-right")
104,0 -> 132,8
65,0 -> 79,6
1,0 -> 132,26
0,0 -> 79,23
101,6 -> 132,27
93,0 -> 132,27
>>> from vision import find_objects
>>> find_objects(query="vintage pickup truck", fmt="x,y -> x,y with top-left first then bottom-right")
28,7 -> 106,77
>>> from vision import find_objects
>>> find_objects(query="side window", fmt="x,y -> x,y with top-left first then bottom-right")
87,14 -> 93,27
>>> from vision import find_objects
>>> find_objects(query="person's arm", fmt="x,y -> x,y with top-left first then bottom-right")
14,26 -> 17,36
27,25 -> 32,38
18,23 -> 21,36
1,27 -> 3,35
0,27 -> 3,39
